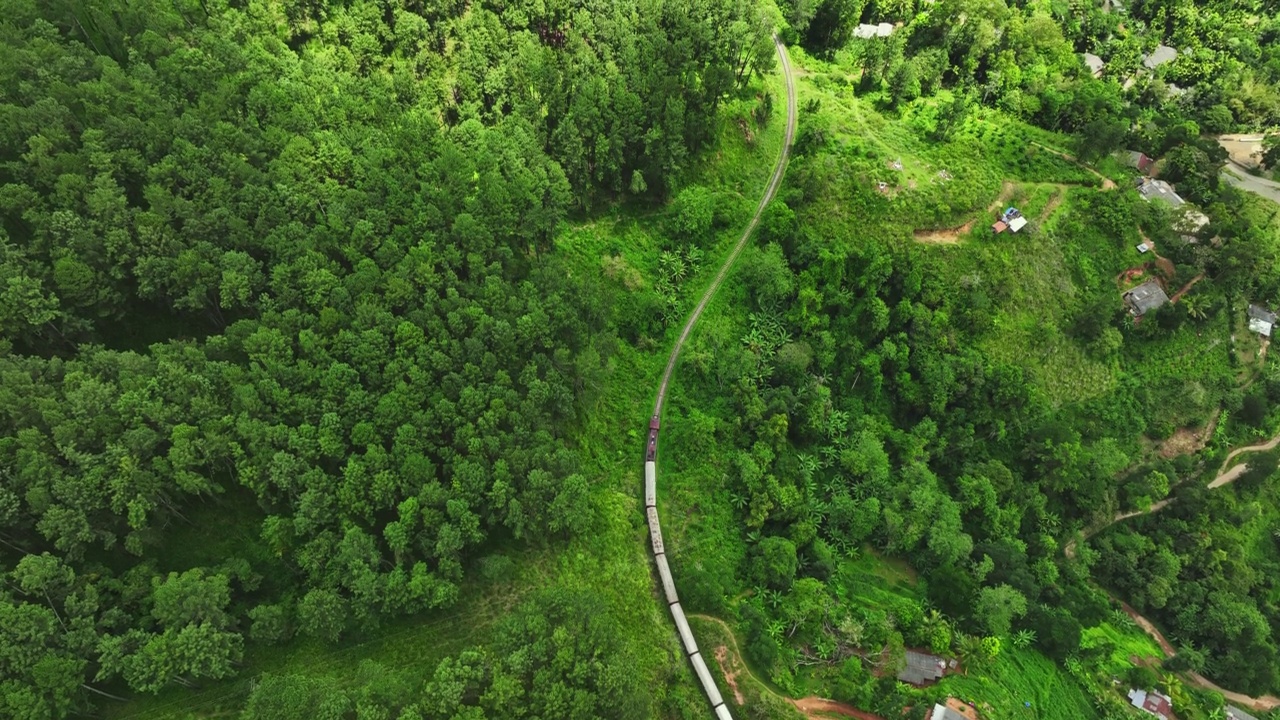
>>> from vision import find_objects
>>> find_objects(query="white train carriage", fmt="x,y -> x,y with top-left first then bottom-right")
715,704 -> 733,720
646,506 -> 664,555
669,601 -> 698,655
644,461 -> 657,508
654,552 -> 679,605
690,651 -> 725,708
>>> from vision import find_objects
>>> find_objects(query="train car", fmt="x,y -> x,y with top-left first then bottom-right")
715,704 -> 733,720
646,506 -> 664,555
655,552 -> 678,605
644,461 -> 657,507
690,652 -> 725,708
646,431 -> 657,462
669,602 -> 698,655
650,414 -> 661,430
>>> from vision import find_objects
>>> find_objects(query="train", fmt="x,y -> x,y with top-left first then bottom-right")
645,414 -> 734,720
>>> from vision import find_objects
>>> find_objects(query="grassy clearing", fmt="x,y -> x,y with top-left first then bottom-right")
689,615 -> 805,720
940,648 -> 1100,720
1081,620 -> 1165,677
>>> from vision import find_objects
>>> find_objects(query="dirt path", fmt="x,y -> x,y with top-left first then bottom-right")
1038,187 -> 1067,223
691,614 -> 885,720
1119,603 -> 1280,711
1030,141 -> 1117,189
650,37 -> 795,419
792,698 -> 884,720
1065,429 -> 1280,708
1168,273 -> 1204,304
912,182 -> 1014,244
1217,432 -> 1280,475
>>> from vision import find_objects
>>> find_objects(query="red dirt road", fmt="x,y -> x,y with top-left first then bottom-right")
791,697 -> 885,720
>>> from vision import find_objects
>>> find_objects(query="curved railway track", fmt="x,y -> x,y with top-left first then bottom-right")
644,35 -> 797,720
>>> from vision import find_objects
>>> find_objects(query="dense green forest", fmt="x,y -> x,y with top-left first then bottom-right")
0,0 -> 778,717
5,0 -> 1280,719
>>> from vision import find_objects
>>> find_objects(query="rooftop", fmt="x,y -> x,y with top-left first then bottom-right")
1123,150 -> 1154,172
898,650 -> 947,685
1125,280 -> 1170,316
1137,178 -> 1185,206
854,23 -> 895,38
1143,45 -> 1178,69
1249,304 -> 1277,323
1249,304 -> 1276,337
929,704 -> 971,720
1128,688 -> 1172,719
1083,53 -> 1105,76
1226,706 -> 1259,720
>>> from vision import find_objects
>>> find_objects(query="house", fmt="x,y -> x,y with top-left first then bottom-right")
1248,304 -> 1276,337
1124,280 -> 1170,316
1083,52 -> 1105,77
897,650 -> 947,685
1142,45 -> 1178,70
1225,706 -> 1259,720
1127,688 -> 1173,719
1137,242 -> 1151,253
1008,216 -> 1028,233
992,220 -> 1008,233
1137,178 -> 1186,207
1123,150 -> 1155,174
927,698 -> 978,720
927,703 -> 971,720
854,23 -> 895,38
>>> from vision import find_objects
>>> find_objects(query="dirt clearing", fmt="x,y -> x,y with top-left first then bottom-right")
712,645 -> 745,705
912,182 -> 1014,244
791,697 -> 885,720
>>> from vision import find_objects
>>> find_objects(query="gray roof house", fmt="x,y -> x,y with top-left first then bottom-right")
1226,706 -> 1259,720
897,650 -> 947,685
1249,304 -> 1276,337
1137,178 -> 1186,206
1124,280 -> 1170,316
1083,52 -> 1105,77
1143,45 -> 1178,70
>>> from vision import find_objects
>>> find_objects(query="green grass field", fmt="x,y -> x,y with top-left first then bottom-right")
940,647 -> 1101,720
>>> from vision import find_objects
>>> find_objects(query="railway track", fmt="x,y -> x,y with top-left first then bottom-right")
643,34 -> 797,720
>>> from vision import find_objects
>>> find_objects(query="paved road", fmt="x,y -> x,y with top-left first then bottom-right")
651,35 -> 797,419
1223,161 -> 1280,204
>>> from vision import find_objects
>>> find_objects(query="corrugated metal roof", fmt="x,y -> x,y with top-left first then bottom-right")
897,650 -> 946,685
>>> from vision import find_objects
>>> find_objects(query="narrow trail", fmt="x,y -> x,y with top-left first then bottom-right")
1029,141 -> 1117,189
1064,429 -> 1280,710
650,38 -> 796,419
690,613 -> 884,720
912,181 -> 1014,244
645,36 -> 797,719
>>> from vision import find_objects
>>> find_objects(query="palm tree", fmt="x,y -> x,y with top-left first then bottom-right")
1012,629 -> 1036,649
1182,294 -> 1207,320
